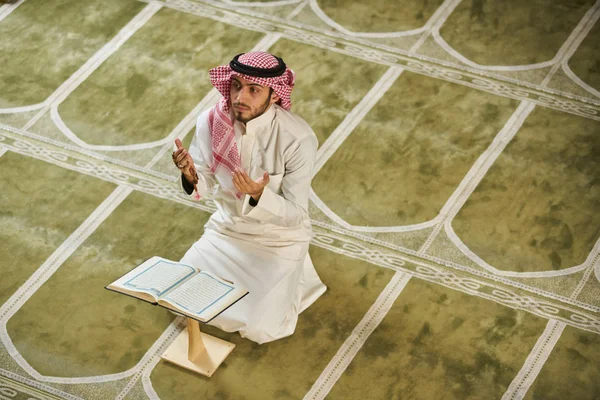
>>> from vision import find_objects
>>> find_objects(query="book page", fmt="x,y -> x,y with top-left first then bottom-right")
162,272 -> 235,316
122,259 -> 195,297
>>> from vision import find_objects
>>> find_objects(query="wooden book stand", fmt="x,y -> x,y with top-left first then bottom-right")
161,318 -> 235,377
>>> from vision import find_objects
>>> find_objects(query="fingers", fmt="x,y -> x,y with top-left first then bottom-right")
173,150 -> 184,164
173,149 -> 193,166
237,170 -> 257,190
172,140 -> 199,185
237,170 -> 259,186
172,139 -> 190,167
232,170 -> 251,193
232,171 -> 253,195
232,169 -> 270,196
241,171 -> 269,189
182,161 -> 197,181
232,174 -> 244,194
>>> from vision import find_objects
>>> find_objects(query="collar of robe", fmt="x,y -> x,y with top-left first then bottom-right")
236,103 -> 277,134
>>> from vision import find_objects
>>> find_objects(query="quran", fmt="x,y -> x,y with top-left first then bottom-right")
106,256 -> 248,323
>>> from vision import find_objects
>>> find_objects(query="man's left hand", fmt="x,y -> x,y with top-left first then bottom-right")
232,169 -> 270,201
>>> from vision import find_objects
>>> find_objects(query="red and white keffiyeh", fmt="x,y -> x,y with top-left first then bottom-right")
207,52 -> 295,198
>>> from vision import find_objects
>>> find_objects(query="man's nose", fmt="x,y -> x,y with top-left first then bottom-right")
234,87 -> 250,103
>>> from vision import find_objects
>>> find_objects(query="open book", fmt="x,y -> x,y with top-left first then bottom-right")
106,256 -> 248,323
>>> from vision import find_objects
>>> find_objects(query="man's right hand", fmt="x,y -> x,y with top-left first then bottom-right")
172,138 -> 199,186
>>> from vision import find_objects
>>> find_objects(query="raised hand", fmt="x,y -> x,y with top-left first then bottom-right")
172,138 -> 198,186
232,169 -> 270,201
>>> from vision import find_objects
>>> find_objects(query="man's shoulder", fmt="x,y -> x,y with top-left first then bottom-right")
273,105 -> 317,144
197,108 -> 211,125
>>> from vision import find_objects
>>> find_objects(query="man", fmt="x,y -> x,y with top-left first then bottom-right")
171,51 -> 326,344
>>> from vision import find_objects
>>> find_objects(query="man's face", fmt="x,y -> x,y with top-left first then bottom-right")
230,76 -> 280,124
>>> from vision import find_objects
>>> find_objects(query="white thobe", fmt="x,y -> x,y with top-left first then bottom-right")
179,103 -> 326,344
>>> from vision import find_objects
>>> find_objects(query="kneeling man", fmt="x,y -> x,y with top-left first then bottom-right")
172,51 -> 326,344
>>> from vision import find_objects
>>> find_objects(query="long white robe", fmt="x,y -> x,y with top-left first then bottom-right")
179,104 -> 326,344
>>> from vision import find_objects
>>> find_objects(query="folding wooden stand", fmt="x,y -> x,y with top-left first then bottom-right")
161,318 -> 235,377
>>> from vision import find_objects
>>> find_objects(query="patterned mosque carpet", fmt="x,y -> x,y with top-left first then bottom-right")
0,0 -> 599,399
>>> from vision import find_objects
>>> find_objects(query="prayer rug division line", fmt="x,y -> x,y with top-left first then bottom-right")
563,61 -> 600,98
0,0 -> 25,23
422,4 -> 599,275
430,0 -> 600,74
501,320 -> 566,400
540,1 -> 600,87
418,103 -> 535,255
0,186 -> 133,382
312,221 -> 600,316
0,122 -> 179,182
310,0 -> 463,232
0,370 -> 80,400
21,3 -> 162,132
304,272 -> 412,400
310,188 -> 439,232
570,245 -> 600,300
114,318 -> 186,400
307,0 -> 427,38
313,66 -> 403,176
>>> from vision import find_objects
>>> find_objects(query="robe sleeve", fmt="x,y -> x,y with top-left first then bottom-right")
179,112 -> 218,199
241,134 -> 317,227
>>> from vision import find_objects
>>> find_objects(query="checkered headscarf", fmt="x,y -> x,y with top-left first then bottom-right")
206,52 -> 295,198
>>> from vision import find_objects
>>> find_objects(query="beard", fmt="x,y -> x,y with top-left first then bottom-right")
233,91 -> 273,124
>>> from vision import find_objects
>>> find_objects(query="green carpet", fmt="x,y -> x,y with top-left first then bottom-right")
1,0 -> 599,399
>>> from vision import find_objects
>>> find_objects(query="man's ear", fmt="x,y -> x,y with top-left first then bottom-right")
270,91 -> 280,105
